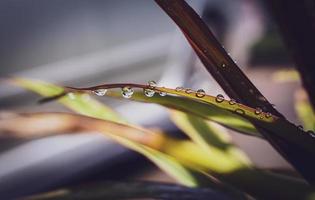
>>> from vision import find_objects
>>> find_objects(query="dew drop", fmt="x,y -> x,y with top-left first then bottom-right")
254,107 -> 262,115
229,99 -> 236,105
148,80 -> 157,88
159,91 -> 167,96
235,108 -> 245,115
185,88 -> 194,94
307,130 -> 315,137
93,88 -> 107,96
215,94 -> 225,103
221,63 -> 226,68
121,86 -> 134,98
175,87 -> 185,92
265,112 -> 272,118
144,88 -> 155,97
67,92 -> 76,100
196,89 -> 206,98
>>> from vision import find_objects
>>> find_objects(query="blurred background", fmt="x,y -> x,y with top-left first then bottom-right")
0,0 -> 301,199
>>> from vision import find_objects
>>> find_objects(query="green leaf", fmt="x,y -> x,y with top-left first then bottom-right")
169,109 -> 251,172
10,78 -> 125,124
167,110 -> 315,199
7,78 -> 214,187
295,89 -> 315,131
0,112 -> 210,188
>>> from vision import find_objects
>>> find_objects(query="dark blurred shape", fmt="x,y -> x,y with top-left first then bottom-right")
264,0 -> 315,108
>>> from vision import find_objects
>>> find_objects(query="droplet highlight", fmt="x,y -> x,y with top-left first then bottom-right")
308,130 -> 315,137
229,99 -> 236,105
215,94 -> 225,103
144,88 -> 155,97
235,108 -> 245,115
93,89 -> 107,96
67,92 -> 76,100
185,88 -> 194,94
254,107 -> 262,115
265,112 -> 272,118
196,89 -> 205,98
148,80 -> 157,88
121,86 -> 134,99
175,87 -> 184,92
159,91 -> 167,96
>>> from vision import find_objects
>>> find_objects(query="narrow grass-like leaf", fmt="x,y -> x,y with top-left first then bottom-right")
9,78 -> 125,123
58,82 -> 315,156
169,109 -> 251,169
0,112 -> 210,188
1,112 -> 314,199
10,78 -> 315,158
295,89 -> 315,131
9,78 -> 259,137
168,110 -> 315,199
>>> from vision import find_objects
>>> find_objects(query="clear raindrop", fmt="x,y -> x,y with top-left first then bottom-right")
159,91 -> 167,96
196,89 -> 205,98
307,130 -> 315,137
185,88 -> 194,94
235,108 -> 245,115
148,80 -> 157,88
93,89 -> 107,96
221,63 -> 226,68
121,86 -> 134,99
144,88 -> 155,97
175,87 -> 185,92
229,99 -> 236,105
215,94 -> 225,103
67,92 -> 76,100
265,112 -> 272,118
254,107 -> 262,115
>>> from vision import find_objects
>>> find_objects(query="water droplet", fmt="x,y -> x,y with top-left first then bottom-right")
229,99 -> 236,105
254,107 -> 262,115
249,89 -> 254,94
297,125 -> 304,130
196,89 -> 205,98
121,86 -> 134,98
258,96 -> 267,102
265,112 -> 272,118
185,88 -> 194,94
159,91 -> 167,96
235,108 -> 245,115
93,89 -> 107,96
144,88 -> 155,97
215,94 -> 225,103
221,63 -> 226,68
67,92 -> 76,100
175,87 -> 184,92
307,130 -> 315,137
271,104 -> 276,109
148,80 -> 157,88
